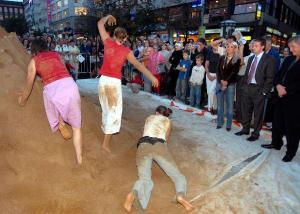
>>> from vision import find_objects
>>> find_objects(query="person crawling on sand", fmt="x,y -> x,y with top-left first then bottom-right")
124,105 -> 194,213
18,39 -> 83,164
97,15 -> 158,153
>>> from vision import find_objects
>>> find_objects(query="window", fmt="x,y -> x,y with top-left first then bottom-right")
234,3 -> 256,14
9,8 -> 13,13
63,9 -> 68,17
57,1 -> 62,10
75,7 -> 88,16
74,0 -> 79,3
64,0 -> 68,6
0,14 -> 3,20
14,8 -> 18,13
19,8 -> 23,14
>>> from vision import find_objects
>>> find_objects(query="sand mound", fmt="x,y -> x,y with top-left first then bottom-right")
0,28 -> 190,213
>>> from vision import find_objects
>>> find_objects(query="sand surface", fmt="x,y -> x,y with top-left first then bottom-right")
0,28 -> 299,214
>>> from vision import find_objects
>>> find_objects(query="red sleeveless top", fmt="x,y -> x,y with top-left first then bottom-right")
99,38 -> 131,79
33,51 -> 70,85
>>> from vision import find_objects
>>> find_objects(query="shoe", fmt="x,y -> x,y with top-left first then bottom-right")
247,136 -> 259,141
235,131 -> 249,136
282,154 -> 294,162
226,128 -> 231,132
261,144 -> 281,150
216,126 -> 222,129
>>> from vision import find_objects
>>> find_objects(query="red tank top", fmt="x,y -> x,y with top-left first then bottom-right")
34,51 -> 70,85
99,38 -> 131,79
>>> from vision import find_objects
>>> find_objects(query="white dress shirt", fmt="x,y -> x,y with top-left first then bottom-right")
250,51 -> 264,84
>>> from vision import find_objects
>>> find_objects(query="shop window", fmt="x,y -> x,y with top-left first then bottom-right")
75,7 -> 88,16
63,9 -> 68,17
191,10 -> 200,19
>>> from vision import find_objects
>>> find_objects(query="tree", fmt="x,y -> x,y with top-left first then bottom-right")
1,17 -> 28,36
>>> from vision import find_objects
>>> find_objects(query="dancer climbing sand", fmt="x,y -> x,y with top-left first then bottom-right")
97,15 -> 159,153
123,106 -> 194,213
18,39 -> 83,164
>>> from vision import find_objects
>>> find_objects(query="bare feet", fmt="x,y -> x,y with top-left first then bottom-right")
58,122 -> 72,140
123,192 -> 135,212
76,154 -> 82,164
177,196 -> 194,212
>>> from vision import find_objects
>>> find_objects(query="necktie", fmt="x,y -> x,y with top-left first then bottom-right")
247,57 -> 258,84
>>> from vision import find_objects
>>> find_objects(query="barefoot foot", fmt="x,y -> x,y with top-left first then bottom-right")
76,154 -> 82,164
124,192 -> 135,213
177,196 -> 194,212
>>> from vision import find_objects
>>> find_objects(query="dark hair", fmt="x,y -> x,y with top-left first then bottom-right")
198,38 -> 206,45
113,27 -> 128,41
213,37 -> 221,42
227,35 -> 237,42
262,35 -> 272,42
253,38 -> 266,47
156,105 -> 172,117
195,54 -> 204,60
31,39 -> 48,55
183,50 -> 189,55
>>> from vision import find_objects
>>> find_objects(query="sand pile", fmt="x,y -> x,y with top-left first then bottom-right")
0,28 -> 194,213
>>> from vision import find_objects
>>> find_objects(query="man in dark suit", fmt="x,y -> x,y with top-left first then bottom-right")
235,38 -> 276,141
261,36 -> 300,162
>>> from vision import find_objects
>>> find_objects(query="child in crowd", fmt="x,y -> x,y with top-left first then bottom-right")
127,72 -> 143,94
175,50 -> 192,101
189,54 -> 205,108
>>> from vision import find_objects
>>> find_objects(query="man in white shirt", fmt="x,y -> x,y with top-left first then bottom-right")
235,38 -> 276,141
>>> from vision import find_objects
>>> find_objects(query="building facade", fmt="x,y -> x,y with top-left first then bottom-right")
0,0 -> 24,22
49,0 -> 98,34
205,0 -> 300,46
23,0 -> 49,32
95,0 -> 299,45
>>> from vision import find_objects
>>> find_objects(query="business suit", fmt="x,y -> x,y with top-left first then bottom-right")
240,52 -> 276,139
265,56 -> 300,160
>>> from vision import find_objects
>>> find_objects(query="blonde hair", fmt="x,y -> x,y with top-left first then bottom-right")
225,41 -> 240,64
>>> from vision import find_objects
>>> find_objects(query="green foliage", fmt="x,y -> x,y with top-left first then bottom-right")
1,17 -> 28,36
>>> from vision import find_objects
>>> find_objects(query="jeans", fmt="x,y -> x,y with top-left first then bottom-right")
176,79 -> 187,101
190,84 -> 202,107
132,143 -> 186,211
216,82 -> 235,128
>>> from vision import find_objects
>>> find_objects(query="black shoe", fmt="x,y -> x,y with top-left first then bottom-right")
261,144 -> 281,150
226,128 -> 231,132
216,126 -> 222,129
282,154 -> 294,162
247,136 -> 259,141
235,131 -> 249,136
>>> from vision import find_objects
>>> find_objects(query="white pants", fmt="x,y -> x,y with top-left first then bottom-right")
98,76 -> 122,134
206,73 -> 217,111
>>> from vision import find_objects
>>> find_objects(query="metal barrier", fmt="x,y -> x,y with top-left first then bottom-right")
77,53 -> 103,79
